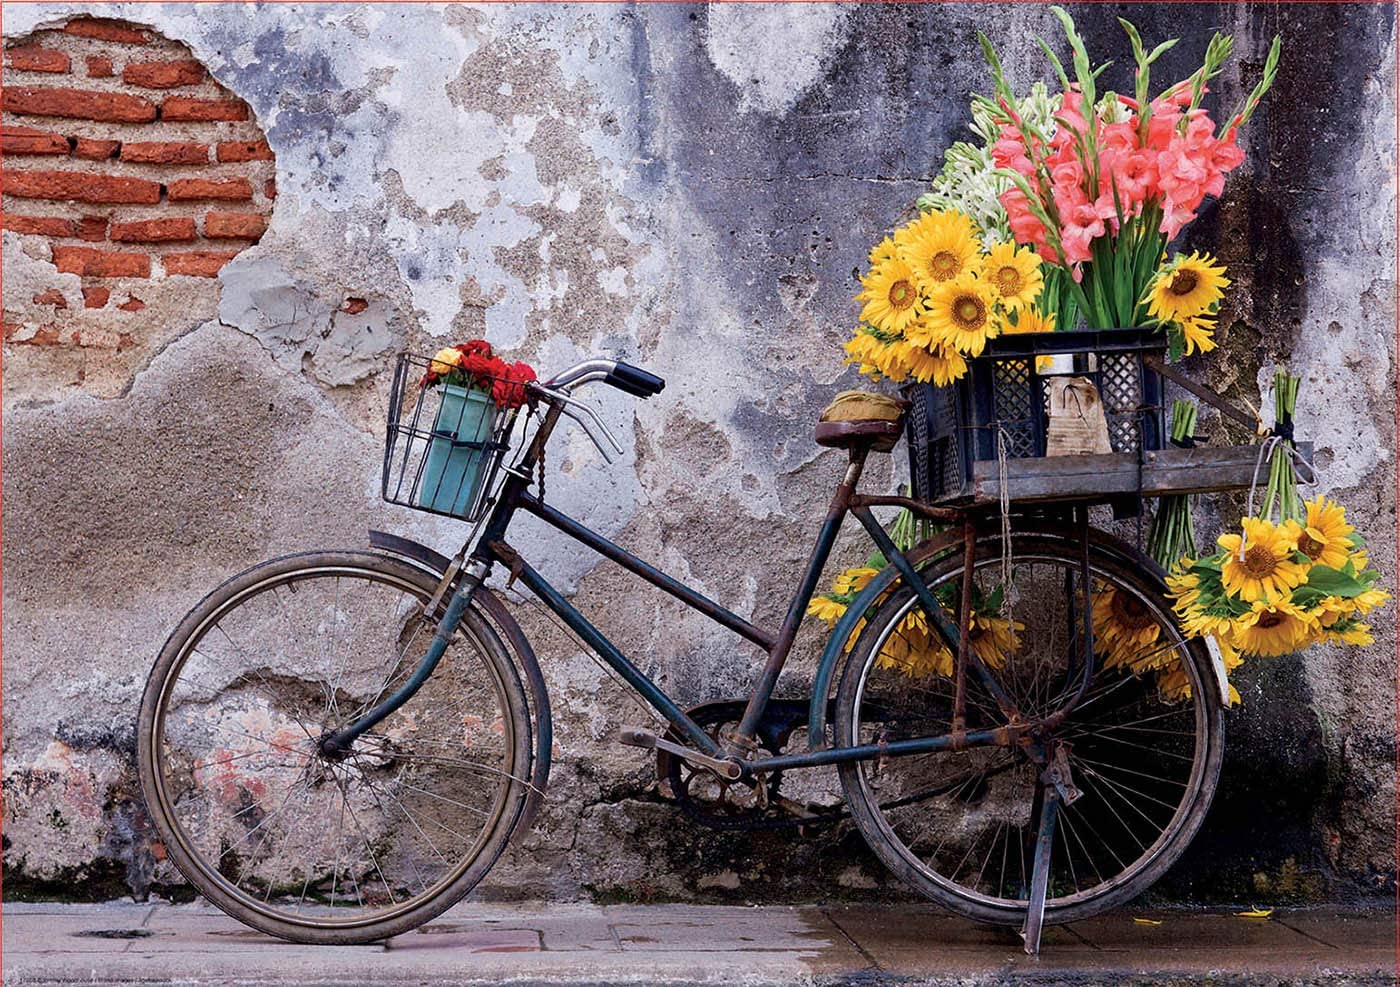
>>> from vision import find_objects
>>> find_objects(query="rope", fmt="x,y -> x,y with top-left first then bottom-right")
995,422 -> 1012,619
1240,433 -> 1318,560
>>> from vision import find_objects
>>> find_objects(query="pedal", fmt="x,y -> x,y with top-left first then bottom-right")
618,727 -> 658,749
617,726 -> 742,781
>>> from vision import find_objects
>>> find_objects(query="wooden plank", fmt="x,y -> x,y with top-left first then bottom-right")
964,442 -> 1313,505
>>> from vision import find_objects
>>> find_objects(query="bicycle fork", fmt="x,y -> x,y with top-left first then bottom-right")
317,560 -> 489,758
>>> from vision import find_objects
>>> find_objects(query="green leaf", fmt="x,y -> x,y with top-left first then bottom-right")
1300,565 -> 1367,598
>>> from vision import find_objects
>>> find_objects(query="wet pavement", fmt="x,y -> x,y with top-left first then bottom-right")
1,899 -> 1392,985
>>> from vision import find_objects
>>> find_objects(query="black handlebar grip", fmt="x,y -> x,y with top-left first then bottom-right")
606,361 -> 665,398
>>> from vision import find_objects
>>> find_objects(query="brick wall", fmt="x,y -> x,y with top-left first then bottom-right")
2,16 -> 273,359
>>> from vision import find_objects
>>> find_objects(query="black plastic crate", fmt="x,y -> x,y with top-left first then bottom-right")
905,328 -> 1167,504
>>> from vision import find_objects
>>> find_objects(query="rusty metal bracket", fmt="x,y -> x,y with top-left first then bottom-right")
485,539 -> 526,590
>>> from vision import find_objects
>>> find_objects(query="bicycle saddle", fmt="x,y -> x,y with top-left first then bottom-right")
815,390 -> 906,453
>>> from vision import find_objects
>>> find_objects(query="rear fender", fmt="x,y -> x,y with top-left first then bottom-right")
368,530 -> 553,830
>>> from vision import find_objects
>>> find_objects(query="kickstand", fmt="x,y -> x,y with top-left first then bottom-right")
1020,779 -> 1061,957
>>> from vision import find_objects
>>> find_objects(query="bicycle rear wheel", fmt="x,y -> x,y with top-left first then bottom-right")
138,551 -> 531,944
834,534 -> 1223,926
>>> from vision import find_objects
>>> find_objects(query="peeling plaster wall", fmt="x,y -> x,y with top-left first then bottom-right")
2,3 -> 1395,905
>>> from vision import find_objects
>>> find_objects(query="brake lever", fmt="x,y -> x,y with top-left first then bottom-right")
530,384 -> 624,462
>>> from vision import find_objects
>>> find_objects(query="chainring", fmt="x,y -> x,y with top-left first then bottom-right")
656,699 -> 845,832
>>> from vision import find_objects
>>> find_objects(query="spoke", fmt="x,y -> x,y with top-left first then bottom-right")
348,764 -> 435,899
387,777 -> 491,820
1073,770 -> 1148,855
1072,754 -> 1189,789
330,766 -> 399,908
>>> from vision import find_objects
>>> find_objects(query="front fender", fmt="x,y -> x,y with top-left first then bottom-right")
368,530 -> 553,831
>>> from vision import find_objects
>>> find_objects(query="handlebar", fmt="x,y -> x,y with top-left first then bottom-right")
526,358 -> 663,465
545,359 -> 665,398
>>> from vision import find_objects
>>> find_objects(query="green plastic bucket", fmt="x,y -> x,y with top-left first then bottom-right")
418,383 -> 497,516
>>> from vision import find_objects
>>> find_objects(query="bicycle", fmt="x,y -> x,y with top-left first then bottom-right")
138,351 -> 1228,954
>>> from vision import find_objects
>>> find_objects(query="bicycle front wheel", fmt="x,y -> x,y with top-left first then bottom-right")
138,551 -> 532,944
834,534 -> 1223,926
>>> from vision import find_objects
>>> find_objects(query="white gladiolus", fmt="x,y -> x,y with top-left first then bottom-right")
917,83 -> 1061,249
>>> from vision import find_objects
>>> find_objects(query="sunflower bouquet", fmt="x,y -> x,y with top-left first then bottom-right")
843,207 -> 1050,387
1165,370 -> 1388,682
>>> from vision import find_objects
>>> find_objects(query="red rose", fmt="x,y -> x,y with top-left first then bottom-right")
456,339 -> 493,358
492,361 -> 537,409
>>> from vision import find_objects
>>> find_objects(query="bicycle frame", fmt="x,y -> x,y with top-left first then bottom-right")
322,400 -> 1088,772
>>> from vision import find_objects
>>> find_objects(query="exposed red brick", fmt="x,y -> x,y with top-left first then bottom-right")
73,137 -> 120,161
77,215 -> 109,241
117,295 -> 146,312
3,86 -> 156,123
264,178 -> 276,200
85,55 -> 114,78
342,297 -> 369,315
163,250 -> 238,278
3,170 -> 161,204
110,217 -> 197,243
82,286 -> 110,309
216,139 -> 273,162
123,59 -> 204,89
167,177 -> 253,202
160,97 -> 248,122
120,140 -> 208,164
2,214 -> 76,236
1,125 -> 70,156
6,47 -> 71,73
204,211 -> 266,240
18,325 -> 64,346
52,245 -> 151,278
32,289 -> 67,308
63,19 -> 150,45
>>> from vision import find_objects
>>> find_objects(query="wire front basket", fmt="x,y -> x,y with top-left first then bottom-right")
381,353 -> 524,522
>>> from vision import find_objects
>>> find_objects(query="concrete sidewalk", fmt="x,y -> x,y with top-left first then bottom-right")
1,899 -> 1392,986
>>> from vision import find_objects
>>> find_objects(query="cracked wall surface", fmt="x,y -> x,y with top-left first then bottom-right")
2,3 -> 1395,906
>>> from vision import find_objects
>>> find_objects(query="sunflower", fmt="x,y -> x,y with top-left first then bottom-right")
896,210 -> 982,292
875,609 -> 954,679
1317,618 -> 1374,647
979,242 -> 1044,313
833,566 -> 881,597
844,331 -> 911,383
1178,314 -> 1218,356
1146,251 -> 1230,324
868,235 -> 898,267
1352,587 -> 1391,614
1292,497 -> 1354,570
806,595 -> 847,627
856,254 -> 925,337
1232,600 -> 1313,657
1003,307 -> 1056,335
900,340 -> 968,387
1217,517 -> 1309,603
1093,584 -> 1166,673
967,613 -> 1022,669
921,276 -> 1000,356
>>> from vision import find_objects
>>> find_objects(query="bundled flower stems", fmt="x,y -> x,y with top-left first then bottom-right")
1148,399 -> 1200,568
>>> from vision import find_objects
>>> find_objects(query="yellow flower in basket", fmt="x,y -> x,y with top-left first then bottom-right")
428,347 -> 463,376
979,242 -> 1043,313
856,254 -> 925,337
920,275 -> 1000,357
896,209 -> 981,291
1146,251 -> 1229,323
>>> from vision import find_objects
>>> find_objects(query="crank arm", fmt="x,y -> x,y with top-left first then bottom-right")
619,727 -> 743,781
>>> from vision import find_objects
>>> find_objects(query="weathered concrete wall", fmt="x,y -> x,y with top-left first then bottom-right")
3,3 -> 1394,905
